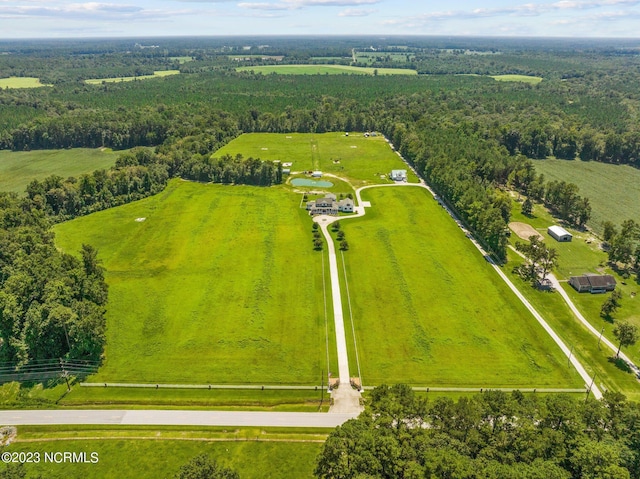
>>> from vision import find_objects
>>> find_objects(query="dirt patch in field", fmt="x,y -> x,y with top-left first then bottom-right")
509,222 -> 543,241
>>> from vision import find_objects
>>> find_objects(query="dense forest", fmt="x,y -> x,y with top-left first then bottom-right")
316,384 -> 640,479
1,36 -> 640,366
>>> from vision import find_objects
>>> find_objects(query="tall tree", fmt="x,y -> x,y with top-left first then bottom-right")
612,321 -> 639,358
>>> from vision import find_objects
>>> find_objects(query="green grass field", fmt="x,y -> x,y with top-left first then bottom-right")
236,65 -> 417,76
0,76 -> 51,88
4,433 -> 321,479
54,180 -> 333,384
532,158 -> 640,232
84,70 -> 180,84
490,74 -> 543,84
339,186 -> 582,388
214,133 -> 418,187
0,148 -> 122,193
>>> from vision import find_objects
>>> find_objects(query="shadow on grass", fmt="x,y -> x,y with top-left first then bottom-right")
608,356 -> 632,373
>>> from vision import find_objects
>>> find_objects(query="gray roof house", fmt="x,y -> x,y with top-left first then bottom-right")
569,274 -> 617,293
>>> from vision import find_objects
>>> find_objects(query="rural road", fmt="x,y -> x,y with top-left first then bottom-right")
0,410 -> 358,428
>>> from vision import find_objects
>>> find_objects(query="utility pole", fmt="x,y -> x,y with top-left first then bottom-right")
59,358 -> 70,391
586,373 -> 597,402
567,345 -> 574,367
321,369 -> 324,406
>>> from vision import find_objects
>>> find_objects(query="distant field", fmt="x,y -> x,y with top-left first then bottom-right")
533,158 -> 640,231
0,148 -> 121,193
214,132 -> 418,186
490,74 -> 543,84
341,186 -> 582,388
0,76 -> 51,88
85,70 -> 179,84
355,52 -> 412,63
54,180 -> 330,384
236,64 -> 417,75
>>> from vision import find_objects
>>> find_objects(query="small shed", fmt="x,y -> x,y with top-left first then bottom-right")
311,171 -> 323,178
548,225 -> 572,242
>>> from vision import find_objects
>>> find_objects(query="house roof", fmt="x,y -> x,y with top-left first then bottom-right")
548,225 -> 572,237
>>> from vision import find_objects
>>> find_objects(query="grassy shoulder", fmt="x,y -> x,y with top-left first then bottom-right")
0,148 -> 121,193
214,132 -> 418,187
340,186 -> 582,388
53,180 -> 329,385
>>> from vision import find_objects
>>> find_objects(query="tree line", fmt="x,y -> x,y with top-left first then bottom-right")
0,193 -> 107,367
316,384 -> 640,479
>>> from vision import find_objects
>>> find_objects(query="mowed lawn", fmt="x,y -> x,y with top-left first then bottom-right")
214,132 -> 418,186
533,157 -> 640,232
54,180 -> 328,384
236,65 -> 417,75
0,148 -> 121,193
341,186 -> 582,387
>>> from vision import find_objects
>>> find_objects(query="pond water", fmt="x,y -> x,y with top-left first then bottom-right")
291,178 -> 334,188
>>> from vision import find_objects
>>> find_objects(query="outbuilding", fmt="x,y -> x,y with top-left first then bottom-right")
547,225 -> 572,242
311,171 -> 323,178
569,274 -> 617,293
390,170 -> 407,182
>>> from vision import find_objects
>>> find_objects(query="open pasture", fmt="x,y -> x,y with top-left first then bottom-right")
0,76 -> 51,88
533,157 -> 640,231
340,186 -> 582,388
84,70 -> 179,84
213,132 -> 418,186
54,180 -> 330,384
490,74 -> 543,84
0,148 -> 121,193
236,64 -> 417,75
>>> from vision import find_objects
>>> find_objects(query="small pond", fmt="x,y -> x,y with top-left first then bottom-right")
291,178 -> 334,188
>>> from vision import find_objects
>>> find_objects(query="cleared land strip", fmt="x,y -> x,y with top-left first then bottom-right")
363,387 -> 588,393
81,383 -> 324,390
0,410 -> 357,428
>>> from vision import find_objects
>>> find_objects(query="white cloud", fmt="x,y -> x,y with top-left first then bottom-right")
338,7 -> 375,16
0,2 -> 197,20
238,0 -> 379,10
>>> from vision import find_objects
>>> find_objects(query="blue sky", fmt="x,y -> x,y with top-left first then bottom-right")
1,0 -> 639,38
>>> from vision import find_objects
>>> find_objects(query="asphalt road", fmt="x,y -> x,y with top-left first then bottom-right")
0,410 -> 358,428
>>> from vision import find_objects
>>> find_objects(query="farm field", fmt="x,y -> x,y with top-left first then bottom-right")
5,433 -> 321,479
0,76 -> 51,88
533,157 -> 640,232
54,180 -> 332,384
0,148 -> 121,193
490,74 -> 543,84
214,132 -> 419,186
84,70 -> 179,84
508,201 -> 640,372
236,64 -> 417,75
339,186 -> 582,388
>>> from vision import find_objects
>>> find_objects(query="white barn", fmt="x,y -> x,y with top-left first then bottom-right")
548,225 -> 572,242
